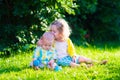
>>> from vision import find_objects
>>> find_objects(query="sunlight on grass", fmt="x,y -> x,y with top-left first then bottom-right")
0,45 -> 120,80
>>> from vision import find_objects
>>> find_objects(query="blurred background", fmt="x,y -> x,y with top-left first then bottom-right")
0,0 -> 120,55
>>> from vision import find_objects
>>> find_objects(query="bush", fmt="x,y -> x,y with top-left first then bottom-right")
0,0 -> 76,54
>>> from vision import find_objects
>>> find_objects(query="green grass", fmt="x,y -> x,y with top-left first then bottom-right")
0,44 -> 120,80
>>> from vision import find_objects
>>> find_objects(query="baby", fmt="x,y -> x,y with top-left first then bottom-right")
31,32 -> 62,71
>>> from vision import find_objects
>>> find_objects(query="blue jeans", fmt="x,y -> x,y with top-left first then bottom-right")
57,56 -> 80,66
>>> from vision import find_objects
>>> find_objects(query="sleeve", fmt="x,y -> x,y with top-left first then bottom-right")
67,38 -> 76,57
53,50 -> 57,59
33,47 -> 41,59
50,48 -> 57,60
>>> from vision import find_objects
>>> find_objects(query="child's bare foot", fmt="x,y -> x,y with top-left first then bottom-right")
100,60 -> 108,65
87,63 -> 94,68
33,66 -> 39,70
80,63 -> 88,68
70,62 -> 80,68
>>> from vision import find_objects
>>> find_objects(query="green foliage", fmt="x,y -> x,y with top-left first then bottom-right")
67,0 -> 120,43
66,0 -> 98,44
75,0 -> 97,15
0,0 -> 120,55
0,0 -> 76,53
84,0 -> 120,41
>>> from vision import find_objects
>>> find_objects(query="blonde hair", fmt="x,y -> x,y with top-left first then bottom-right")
50,19 -> 71,40
42,32 -> 54,43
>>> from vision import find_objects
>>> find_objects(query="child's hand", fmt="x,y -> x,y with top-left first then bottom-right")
48,60 -> 55,68
72,56 -> 76,63
48,60 -> 54,64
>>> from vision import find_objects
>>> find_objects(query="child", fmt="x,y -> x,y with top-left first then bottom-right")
38,19 -> 107,68
32,32 -> 62,71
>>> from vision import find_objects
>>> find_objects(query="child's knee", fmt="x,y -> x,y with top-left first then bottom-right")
78,57 -> 88,63
33,60 -> 40,66
70,62 -> 79,67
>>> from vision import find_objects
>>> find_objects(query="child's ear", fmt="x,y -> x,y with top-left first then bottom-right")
37,37 -> 43,46
40,36 -> 43,40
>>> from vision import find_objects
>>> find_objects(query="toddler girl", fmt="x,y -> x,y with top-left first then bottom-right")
38,19 -> 107,68
32,32 -> 62,71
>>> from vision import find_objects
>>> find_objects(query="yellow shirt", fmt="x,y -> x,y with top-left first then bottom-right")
66,38 -> 76,57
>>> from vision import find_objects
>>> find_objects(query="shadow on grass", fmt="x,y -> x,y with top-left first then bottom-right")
0,66 -> 30,74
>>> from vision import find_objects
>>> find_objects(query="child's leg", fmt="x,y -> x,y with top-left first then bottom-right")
70,62 -> 80,67
47,62 -> 62,71
78,56 -> 93,64
57,56 -> 72,66
33,59 -> 45,70
33,60 -> 40,66
77,56 -> 107,65
33,60 -> 40,70
30,61 -> 33,67
52,63 -> 62,71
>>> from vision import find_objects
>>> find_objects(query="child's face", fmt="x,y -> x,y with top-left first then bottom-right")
42,40 -> 53,50
50,25 -> 62,40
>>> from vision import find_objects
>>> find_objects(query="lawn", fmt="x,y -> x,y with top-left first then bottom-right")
0,43 -> 120,80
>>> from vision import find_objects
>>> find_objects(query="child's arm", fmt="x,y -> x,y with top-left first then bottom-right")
67,38 -> 76,57
72,55 -> 76,63
32,47 -> 40,61
48,60 -> 55,69
48,49 -> 57,69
